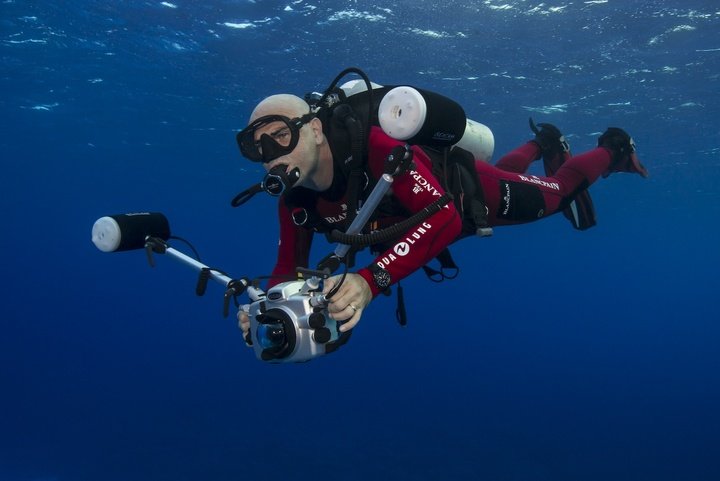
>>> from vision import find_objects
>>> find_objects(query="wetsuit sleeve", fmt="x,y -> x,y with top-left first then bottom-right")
269,198 -> 313,288
356,128 -> 462,297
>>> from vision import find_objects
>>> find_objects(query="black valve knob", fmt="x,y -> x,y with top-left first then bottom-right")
313,327 -> 332,344
308,312 -> 325,329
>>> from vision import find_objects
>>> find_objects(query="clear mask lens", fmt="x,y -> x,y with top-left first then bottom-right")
236,113 -> 314,163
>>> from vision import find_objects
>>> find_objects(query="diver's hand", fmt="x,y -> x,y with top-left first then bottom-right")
323,273 -> 372,332
237,308 -> 252,346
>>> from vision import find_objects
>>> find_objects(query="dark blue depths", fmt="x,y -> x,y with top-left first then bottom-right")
1,1 -> 720,480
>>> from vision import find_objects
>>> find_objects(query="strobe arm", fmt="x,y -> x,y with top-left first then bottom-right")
91,213 -> 265,316
331,145 -> 413,263
384,144 -> 415,177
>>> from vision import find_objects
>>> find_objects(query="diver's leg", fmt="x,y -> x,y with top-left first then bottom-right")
549,147 -> 610,195
477,151 -> 605,227
487,121 -> 592,226
476,136 -> 646,227
495,120 -> 570,174
494,142 -> 540,173
544,126 -> 648,197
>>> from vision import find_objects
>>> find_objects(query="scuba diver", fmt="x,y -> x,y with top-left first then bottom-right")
234,79 -> 648,344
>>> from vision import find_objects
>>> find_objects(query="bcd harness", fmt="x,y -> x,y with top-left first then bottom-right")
283,86 -> 493,324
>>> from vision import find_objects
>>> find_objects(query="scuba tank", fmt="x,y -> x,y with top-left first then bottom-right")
332,77 -> 495,240
337,80 -> 495,162
232,70 -> 495,207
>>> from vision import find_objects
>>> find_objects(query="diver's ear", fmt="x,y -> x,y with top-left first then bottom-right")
309,117 -> 324,145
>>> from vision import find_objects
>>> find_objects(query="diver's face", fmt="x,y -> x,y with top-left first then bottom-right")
252,118 -> 296,159
258,118 -> 319,186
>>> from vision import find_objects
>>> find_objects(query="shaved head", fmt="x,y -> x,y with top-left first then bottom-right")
249,94 -> 310,124
242,93 -> 333,191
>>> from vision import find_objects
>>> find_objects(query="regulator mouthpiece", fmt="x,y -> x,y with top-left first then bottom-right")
262,164 -> 300,196
92,212 -> 170,252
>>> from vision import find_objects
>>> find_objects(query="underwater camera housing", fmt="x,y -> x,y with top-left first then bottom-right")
91,212 -> 344,363
247,279 -> 346,363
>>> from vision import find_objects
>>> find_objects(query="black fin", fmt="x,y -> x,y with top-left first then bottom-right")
543,151 -> 597,231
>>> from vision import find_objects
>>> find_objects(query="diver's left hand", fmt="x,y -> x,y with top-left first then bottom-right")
323,273 -> 372,332
237,307 -> 252,346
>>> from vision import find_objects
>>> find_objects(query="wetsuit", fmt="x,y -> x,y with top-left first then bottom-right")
271,126 -> 613,296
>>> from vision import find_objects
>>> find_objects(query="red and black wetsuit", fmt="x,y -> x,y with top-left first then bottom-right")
271,126 -> 613,296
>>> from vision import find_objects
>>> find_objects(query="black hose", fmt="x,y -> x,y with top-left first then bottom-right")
328,193 -> 453,247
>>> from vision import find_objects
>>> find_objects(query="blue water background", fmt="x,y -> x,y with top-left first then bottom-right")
2,1 -> 720,480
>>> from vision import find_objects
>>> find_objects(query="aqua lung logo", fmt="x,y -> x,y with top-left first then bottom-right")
377,222 -> 433,269
394,242 -> 410,256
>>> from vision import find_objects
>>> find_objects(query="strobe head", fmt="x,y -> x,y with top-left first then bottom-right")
92,212 -> 170,252
248,280 -> 342,363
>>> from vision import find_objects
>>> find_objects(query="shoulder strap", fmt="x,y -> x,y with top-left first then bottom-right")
327,103 -> 369,227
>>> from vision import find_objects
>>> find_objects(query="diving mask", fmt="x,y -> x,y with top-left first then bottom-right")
236,113 -> 315,163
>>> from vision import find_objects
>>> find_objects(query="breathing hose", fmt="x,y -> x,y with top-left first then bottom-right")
327,193 -> 453,247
